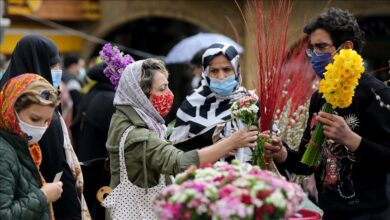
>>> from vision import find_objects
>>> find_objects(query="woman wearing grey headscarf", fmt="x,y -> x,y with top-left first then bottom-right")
105,58 -> 258,219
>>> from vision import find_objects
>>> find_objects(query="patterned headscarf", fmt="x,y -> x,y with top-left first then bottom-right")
0,73 -> 48,136
170,42 -> 246,143
114,60 -> 166,139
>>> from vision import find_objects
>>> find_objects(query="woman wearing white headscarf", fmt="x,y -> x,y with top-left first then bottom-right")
105,58 -> 258,219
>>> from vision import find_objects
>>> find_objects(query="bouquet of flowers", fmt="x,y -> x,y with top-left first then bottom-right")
154,161 -> 305,220
230,91 -> 267,168
301,49 -> 365,166
231,91 -> 259,126
99,43 -> 135,87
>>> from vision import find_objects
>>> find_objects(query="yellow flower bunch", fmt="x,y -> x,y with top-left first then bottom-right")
319,49 -> 365,108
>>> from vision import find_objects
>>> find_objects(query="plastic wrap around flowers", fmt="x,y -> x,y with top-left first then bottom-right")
154,161 -> 305,220
99,43 -> 135,87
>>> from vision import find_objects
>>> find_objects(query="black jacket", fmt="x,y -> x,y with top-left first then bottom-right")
281,74 -> 390,219
71,63 -> 115,161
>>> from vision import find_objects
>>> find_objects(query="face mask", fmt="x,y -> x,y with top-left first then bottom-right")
150,89 -> 174,117
191,75 -> 201,89
16,113 -> 48,145
310,52 -> 332,78
77,68 -> 86,81
51,69 -> 62,89
209,74 -> 238,96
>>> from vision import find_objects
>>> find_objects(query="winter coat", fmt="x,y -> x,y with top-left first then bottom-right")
0,129 -> 50,220
106,105 -> 200,189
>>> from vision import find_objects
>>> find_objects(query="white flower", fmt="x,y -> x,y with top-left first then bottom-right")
265,189 -> 287,209
196,204 -> 208,215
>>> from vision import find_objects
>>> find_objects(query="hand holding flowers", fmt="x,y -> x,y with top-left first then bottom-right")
230,91 -> 267,168
317,112 -> 362,152
227,126 -> 259,149
261,131 -> 288,163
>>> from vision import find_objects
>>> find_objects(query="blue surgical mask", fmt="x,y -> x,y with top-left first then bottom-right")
209,74 -> 237,96
51,69 -> 62,89
310,52 -> 332,78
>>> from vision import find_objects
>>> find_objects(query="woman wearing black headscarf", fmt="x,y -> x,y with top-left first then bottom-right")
71,62 -> 114,220
1,35 -> 87,220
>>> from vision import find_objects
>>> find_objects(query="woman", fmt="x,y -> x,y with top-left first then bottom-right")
170,42 -> 254,162
71,63 -> 113,220
0,34 -> 88,220
0,74 -> 63,219
105,58 -> 258,219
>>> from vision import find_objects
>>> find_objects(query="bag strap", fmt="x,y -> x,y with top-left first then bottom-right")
142,141 -> 148,194
119,126 -> 135,182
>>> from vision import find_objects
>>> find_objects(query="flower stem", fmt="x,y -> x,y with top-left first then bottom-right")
253,136 -> 267,169
300,102 -> 334,167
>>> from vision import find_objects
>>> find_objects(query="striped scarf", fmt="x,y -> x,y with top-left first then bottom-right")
170,42 -> 247,143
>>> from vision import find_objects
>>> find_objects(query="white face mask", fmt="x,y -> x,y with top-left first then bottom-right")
51,69 -> 63,89
16,113 -> 48,145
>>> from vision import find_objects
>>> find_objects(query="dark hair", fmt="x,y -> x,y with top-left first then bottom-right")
63,53 -> 81,69
190,48 -> 207,68
303,7 -> 365,52
139,58 -> 169,98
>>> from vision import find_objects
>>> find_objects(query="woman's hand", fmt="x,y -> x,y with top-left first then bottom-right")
317,111 -> 361,151
227,126 -> 258,150
41,181 -> 63,203
198,126 -> 258,164
260,130 -> 287,163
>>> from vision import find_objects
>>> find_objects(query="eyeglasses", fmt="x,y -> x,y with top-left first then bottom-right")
306,43 -> 334,58
306,43 -> 344,58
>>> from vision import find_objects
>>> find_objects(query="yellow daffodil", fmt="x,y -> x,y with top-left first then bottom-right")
319,49 -> 365,109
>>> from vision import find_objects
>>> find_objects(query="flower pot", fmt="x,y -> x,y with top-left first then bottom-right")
288,209 -> 321,220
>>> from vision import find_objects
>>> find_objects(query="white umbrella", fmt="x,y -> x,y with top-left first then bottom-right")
165,32 -> 244,64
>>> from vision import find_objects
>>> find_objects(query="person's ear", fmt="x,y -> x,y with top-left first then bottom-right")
343,40 -> 354,49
